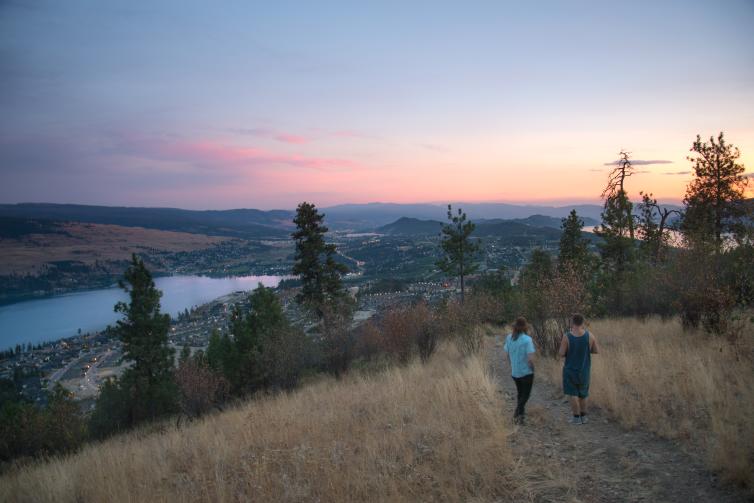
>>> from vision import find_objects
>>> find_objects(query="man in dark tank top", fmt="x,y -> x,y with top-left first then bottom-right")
558,313 -> 600,424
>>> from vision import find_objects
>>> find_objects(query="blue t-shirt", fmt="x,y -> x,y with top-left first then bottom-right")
504,333 -> 535,378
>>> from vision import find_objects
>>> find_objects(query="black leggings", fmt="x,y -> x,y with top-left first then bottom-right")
512,373 -> 534,417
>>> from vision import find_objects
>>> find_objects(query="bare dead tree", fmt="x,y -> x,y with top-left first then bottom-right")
601,150 -> 636,200
601,150 -> 637,240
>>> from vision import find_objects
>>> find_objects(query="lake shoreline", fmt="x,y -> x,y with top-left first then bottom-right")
0,269 -> 293,308
0,274 -> 289,350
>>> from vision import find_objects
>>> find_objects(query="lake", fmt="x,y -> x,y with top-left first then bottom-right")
0,275 -> 286,350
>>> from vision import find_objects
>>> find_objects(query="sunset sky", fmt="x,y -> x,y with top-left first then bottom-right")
1,1 -> 753,209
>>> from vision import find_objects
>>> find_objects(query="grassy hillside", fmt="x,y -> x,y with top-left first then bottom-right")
539,317 -> 754,488
0,204 -> 291,239
0,221 -> 228,275
0,345 -> 526,502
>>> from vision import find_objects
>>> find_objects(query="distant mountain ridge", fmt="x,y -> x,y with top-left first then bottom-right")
478,214 -> 599,229
0,201 -> 681,237
322,202 -> 608,228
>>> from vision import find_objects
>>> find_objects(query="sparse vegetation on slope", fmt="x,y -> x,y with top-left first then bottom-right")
1,344 -> 525,503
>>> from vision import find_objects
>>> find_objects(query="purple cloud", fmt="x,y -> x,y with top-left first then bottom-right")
662,171 -> 691,175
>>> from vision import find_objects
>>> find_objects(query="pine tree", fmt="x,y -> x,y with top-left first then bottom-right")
206,329 -> 224,371
636,192 -> 680,263
595,151 -> 637,312
111,254 -> 178,427
681,132 -> 750,249
437,205 -> 480,303
558,209 -> 590,272
179,344 -> 191,365
207,285 -> 308,393
291,202 -> 349,316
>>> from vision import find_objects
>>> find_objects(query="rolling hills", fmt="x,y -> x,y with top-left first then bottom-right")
0,202 -> 609,235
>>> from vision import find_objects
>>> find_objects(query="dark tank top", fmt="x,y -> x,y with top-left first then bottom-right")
564,331 -> 591,373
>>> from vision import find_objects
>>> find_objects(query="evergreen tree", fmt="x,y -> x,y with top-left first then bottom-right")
636,191 -> 680,263
89,378 -> 128,439
207,285 -> 309,393
248,284 -> 287,344
673,133 -> 751,331
437,205 -> 480,303
179,344 -> 191,365
206,329 -> 224,371
115,254 -> 178,425
595,151 -> 637,312
558,209 -> 590,272
91,254 -> 178,436
291,202 -> 349,316
681,132 -> 750,249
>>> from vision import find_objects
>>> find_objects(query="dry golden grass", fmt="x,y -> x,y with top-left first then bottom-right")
539,317 -> 754,488
1,344 -> 524,502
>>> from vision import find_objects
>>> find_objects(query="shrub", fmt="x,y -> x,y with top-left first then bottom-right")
0,384 -> 85,462
437,300 -> 484,357
321,301 -> 357,377
174,358 -> 230,420
366,302 -> 439,363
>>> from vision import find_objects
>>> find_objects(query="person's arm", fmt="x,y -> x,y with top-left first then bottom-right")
527,339 -> 536,371
558,334 -> 568,358
502,336 -> 511,370
590,333 -> 599,354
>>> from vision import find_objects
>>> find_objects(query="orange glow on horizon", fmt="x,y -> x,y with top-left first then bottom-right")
103,128 -> 754,209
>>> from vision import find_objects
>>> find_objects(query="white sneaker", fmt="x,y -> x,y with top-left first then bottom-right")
580,415 -> 589,424
569,416 -> 583,425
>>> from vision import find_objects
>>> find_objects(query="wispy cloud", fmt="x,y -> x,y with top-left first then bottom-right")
111,135 -> 364,172
227,127 -> 380,144
662,171 -> 691,175
603,159 -> 673,166
274,133 -> 309,145
588,168 -> 650,173
228,128 -> 312,145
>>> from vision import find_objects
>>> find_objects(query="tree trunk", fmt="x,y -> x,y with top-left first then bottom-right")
460,273 -> 465,304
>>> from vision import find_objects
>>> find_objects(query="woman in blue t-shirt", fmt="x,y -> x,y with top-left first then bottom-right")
503,317 -> 536,424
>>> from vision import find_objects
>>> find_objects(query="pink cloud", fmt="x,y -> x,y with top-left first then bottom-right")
114,136 -> 364,172
274,133 -> 310,144
229,127 -> 311,144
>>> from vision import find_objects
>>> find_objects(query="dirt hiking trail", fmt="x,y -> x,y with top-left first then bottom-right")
489,335 -> 752,503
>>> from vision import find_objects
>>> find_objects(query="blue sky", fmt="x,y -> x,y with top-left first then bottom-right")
1,0 -> 753,209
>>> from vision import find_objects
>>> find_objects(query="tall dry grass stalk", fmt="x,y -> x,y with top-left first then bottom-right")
540,317 -> 754,488
1,344 -> 524,502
